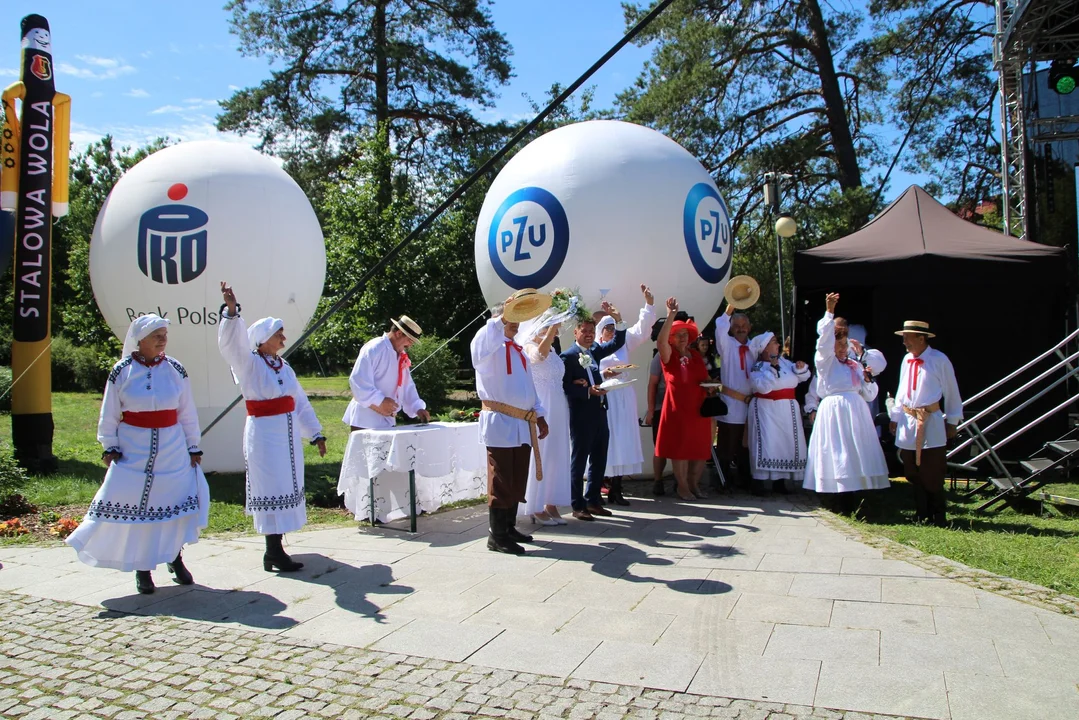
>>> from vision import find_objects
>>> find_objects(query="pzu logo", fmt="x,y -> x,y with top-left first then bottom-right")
683,182 -> 732,284
487,186 -> 569,289
137,184 -> 208,285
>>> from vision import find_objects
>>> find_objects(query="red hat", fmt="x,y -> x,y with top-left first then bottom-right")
668,320 -> 699,345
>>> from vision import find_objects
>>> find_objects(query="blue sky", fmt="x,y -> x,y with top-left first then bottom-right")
1,0 -> 925,201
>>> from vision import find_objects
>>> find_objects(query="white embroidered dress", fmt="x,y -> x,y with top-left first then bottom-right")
518,341 -> 572,516
67,355 -> 210,571
803,313 -> 890,493
219,312 -> 323,534
599,304 -> 656,476
748,358 -> 811,482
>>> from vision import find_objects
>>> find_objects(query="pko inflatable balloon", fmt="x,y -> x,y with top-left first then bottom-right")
90,141 -> 326,472
474,120 -> 733,474
474,119 -> 731,325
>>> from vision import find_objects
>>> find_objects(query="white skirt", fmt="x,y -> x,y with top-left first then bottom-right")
605,384 -> 644,476
748,398 -> 807,482
67,424 -> 210,571
245,412 -> 307,535
520,383 -> 572,516
803,392 -> 890,493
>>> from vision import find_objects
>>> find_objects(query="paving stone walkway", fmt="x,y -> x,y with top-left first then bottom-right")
2,491 -> 1078,719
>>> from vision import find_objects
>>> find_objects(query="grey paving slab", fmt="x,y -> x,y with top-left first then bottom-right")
571,639 -> 706,692
787,573 -> 882,602
728,591 -> 833,627
562,607 -> 676,644
815,662 -> 948,719
881,577 -> 980,608
459,572 -> 570,602
379,587 -> 496,622
757,553 -> 843,574
945,671 -> 1079,720
370,617 -> 503,661
804,539 -> 883,559
994,639 -> 1079,683
840,557 -> 929,577
544,578 -> 653,612
931,605 -> 1051,644
280,606 -> 413,647
676,549 -> 765,571
706,568 -> 795,596
465,628 -> 601,677
0,562 -> 76,590
630,583 -> 740,618
1036,608 -> 1079,646
830,599 -> 936,634
732,537 -> 810,556
463,598 -> 583,634
655,616 -> 774,657
764,624 -> 880,665
12,569 -> 131,602
879,630 -> 1003,676
688,653 -> 821,706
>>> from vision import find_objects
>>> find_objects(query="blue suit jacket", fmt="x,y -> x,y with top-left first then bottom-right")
561,330 -> 627,413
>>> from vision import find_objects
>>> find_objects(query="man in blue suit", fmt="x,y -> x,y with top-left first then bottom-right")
561,301 -> 627,520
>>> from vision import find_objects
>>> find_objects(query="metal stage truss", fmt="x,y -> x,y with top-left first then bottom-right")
996,0 -> 1079,241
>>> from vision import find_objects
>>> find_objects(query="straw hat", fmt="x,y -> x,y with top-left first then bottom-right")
894,320 -> 936,338
724,275 -> 760,310
391,316 -> 423,342
503,288 -> 552,323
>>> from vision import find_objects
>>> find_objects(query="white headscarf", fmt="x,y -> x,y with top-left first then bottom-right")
248,317 -> 284,352
513,297 -> 581,347
595,315 -> 615,335
121,314 -> 169,359
749,331 -> 776,361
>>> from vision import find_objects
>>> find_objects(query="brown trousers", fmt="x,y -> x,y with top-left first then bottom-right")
487,445 -> 530,509
901,447 -> 946,493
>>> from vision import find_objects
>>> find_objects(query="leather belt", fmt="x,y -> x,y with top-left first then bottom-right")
481,400 -> 542,481
900,401 -> 941,466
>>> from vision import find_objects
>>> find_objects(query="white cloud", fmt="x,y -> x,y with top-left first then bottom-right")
58,55 -> 136,81
0,68 -> 18,77
125,88 -> 150,98
151,98 -> 222,115
68,119 -> 276,164
150,104 -> 187,115
227,84 -> 241,91
91,91 -> 104,98
140,51 -> 153,59
182,98 -> 219,107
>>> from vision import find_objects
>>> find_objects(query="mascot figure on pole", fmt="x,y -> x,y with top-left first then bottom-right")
1,14 -> 72,471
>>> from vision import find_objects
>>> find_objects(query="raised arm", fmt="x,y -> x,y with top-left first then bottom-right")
218,282 -> 251,374
657,297 -> 677,364
624,285 -> 657,354
471,316 -> 510,368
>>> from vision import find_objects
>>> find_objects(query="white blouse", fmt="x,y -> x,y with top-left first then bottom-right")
98,355 -> 201,452
814,313 -> 878,403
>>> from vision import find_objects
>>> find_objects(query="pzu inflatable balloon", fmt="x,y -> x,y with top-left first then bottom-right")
90,141 -> 326,471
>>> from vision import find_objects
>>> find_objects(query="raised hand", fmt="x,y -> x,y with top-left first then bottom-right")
825,293 -> 839,314
221,282 -> 238,314
665,296 -> 678,315
641,284 -> 654,306
795,360 -> 807,372
601,300 -> 622,322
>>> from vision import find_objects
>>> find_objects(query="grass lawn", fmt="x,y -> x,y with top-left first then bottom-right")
847,478 -> 1079,597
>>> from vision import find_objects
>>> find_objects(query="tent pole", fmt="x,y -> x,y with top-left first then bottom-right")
776,219 -> 786,343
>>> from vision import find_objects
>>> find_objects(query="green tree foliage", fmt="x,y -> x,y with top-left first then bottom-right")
219,0 -> 513,210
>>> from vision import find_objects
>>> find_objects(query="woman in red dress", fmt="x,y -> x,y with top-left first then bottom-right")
655,297 -> 715,500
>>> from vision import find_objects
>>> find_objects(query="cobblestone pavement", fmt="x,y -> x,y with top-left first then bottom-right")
0,592 -> 909,720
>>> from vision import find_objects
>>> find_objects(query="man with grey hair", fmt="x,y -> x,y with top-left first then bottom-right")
714,304 -> 754,488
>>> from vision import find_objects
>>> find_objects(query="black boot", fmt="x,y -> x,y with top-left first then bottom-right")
135,570 -> 155,595
912,484 -> 930,524
610,478 -> 631,506
487,507 -> 525,554
929,492 -> 948,528
506,504 -> 534,543
652,478 -> 665,496
166,550 -> 194,585
264,534 -> 304,572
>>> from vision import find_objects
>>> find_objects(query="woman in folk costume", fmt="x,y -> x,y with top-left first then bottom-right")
596,284 -> 656,505
67,314 -> 209,595
655,296 -> 717,501
218,283 -> 326,572
803,293 -> 890,509
513,295 -> 583,526
747,331 -> 811,494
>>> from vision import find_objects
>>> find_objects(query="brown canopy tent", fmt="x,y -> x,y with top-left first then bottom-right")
792,185 -> 1071,457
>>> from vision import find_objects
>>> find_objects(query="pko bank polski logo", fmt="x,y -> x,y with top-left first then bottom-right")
137,183 -> 208,285
487,186 -> 569,289
683,182 -> 732,284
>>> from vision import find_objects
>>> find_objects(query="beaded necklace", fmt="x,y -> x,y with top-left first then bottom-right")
132,352 -> 165,368
259,352 -> 285,386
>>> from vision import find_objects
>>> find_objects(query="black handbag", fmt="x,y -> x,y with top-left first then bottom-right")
700,395 -> 728,418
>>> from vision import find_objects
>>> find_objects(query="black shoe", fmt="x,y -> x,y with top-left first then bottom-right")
652,480 -> 665,496
264,534 -> 304,572
487,534 -> 525,554
507,526 -> 534,543
166,550 -> 194,585
610,479 -> 631,506
135,571 -> 155,595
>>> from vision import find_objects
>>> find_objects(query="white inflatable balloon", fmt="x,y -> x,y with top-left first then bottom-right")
90,141 -> 326,472
474,120 -> 733,475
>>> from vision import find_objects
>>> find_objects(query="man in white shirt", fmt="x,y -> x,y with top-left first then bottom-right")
342,316 -> 430,431
472,294 -> 550,554
889,321 -> 963,527
714,305 -> 754,488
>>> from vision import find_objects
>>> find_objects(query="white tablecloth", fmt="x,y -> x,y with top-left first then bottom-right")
337,422 -> 486,522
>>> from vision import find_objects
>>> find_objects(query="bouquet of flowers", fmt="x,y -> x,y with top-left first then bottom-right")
549,288 -> 592,325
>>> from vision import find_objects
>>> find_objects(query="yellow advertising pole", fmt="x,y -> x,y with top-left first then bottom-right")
0,14 -> 71,471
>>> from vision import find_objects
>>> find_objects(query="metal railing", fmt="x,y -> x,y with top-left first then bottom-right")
948,329 -> 1079,480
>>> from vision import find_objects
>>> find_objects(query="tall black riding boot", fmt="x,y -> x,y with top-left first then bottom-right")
912,484 -> 930,524
167,549 -> 194,585
506,504 -> 534,543
929,492 -> 948,528
264,534 -> 304,572
487,507 -> 524,554
135,570 -> 155,595
610,477 -> 631,506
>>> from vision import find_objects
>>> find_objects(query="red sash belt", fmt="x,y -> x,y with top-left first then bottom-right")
122,410 -> 178,428
246,396 -> 296,417
756,389 -> 797,401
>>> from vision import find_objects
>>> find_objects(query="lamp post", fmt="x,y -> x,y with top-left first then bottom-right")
764,172 -> 796,342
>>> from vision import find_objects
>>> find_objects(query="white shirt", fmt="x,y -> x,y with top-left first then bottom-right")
889,346 -> 963,450
814,313 -> 878,403
471,316 -> 545,448
575,342 -> 599,387
341,334 -> 426,429
714,313 -> 754,424
98,355 -> 201,452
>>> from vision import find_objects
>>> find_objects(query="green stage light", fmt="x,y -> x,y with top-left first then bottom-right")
1048,58 -> 1077,95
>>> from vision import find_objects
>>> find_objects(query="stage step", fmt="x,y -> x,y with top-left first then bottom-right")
1047,440 -> 1079,456
1019,457 -> 1059,476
